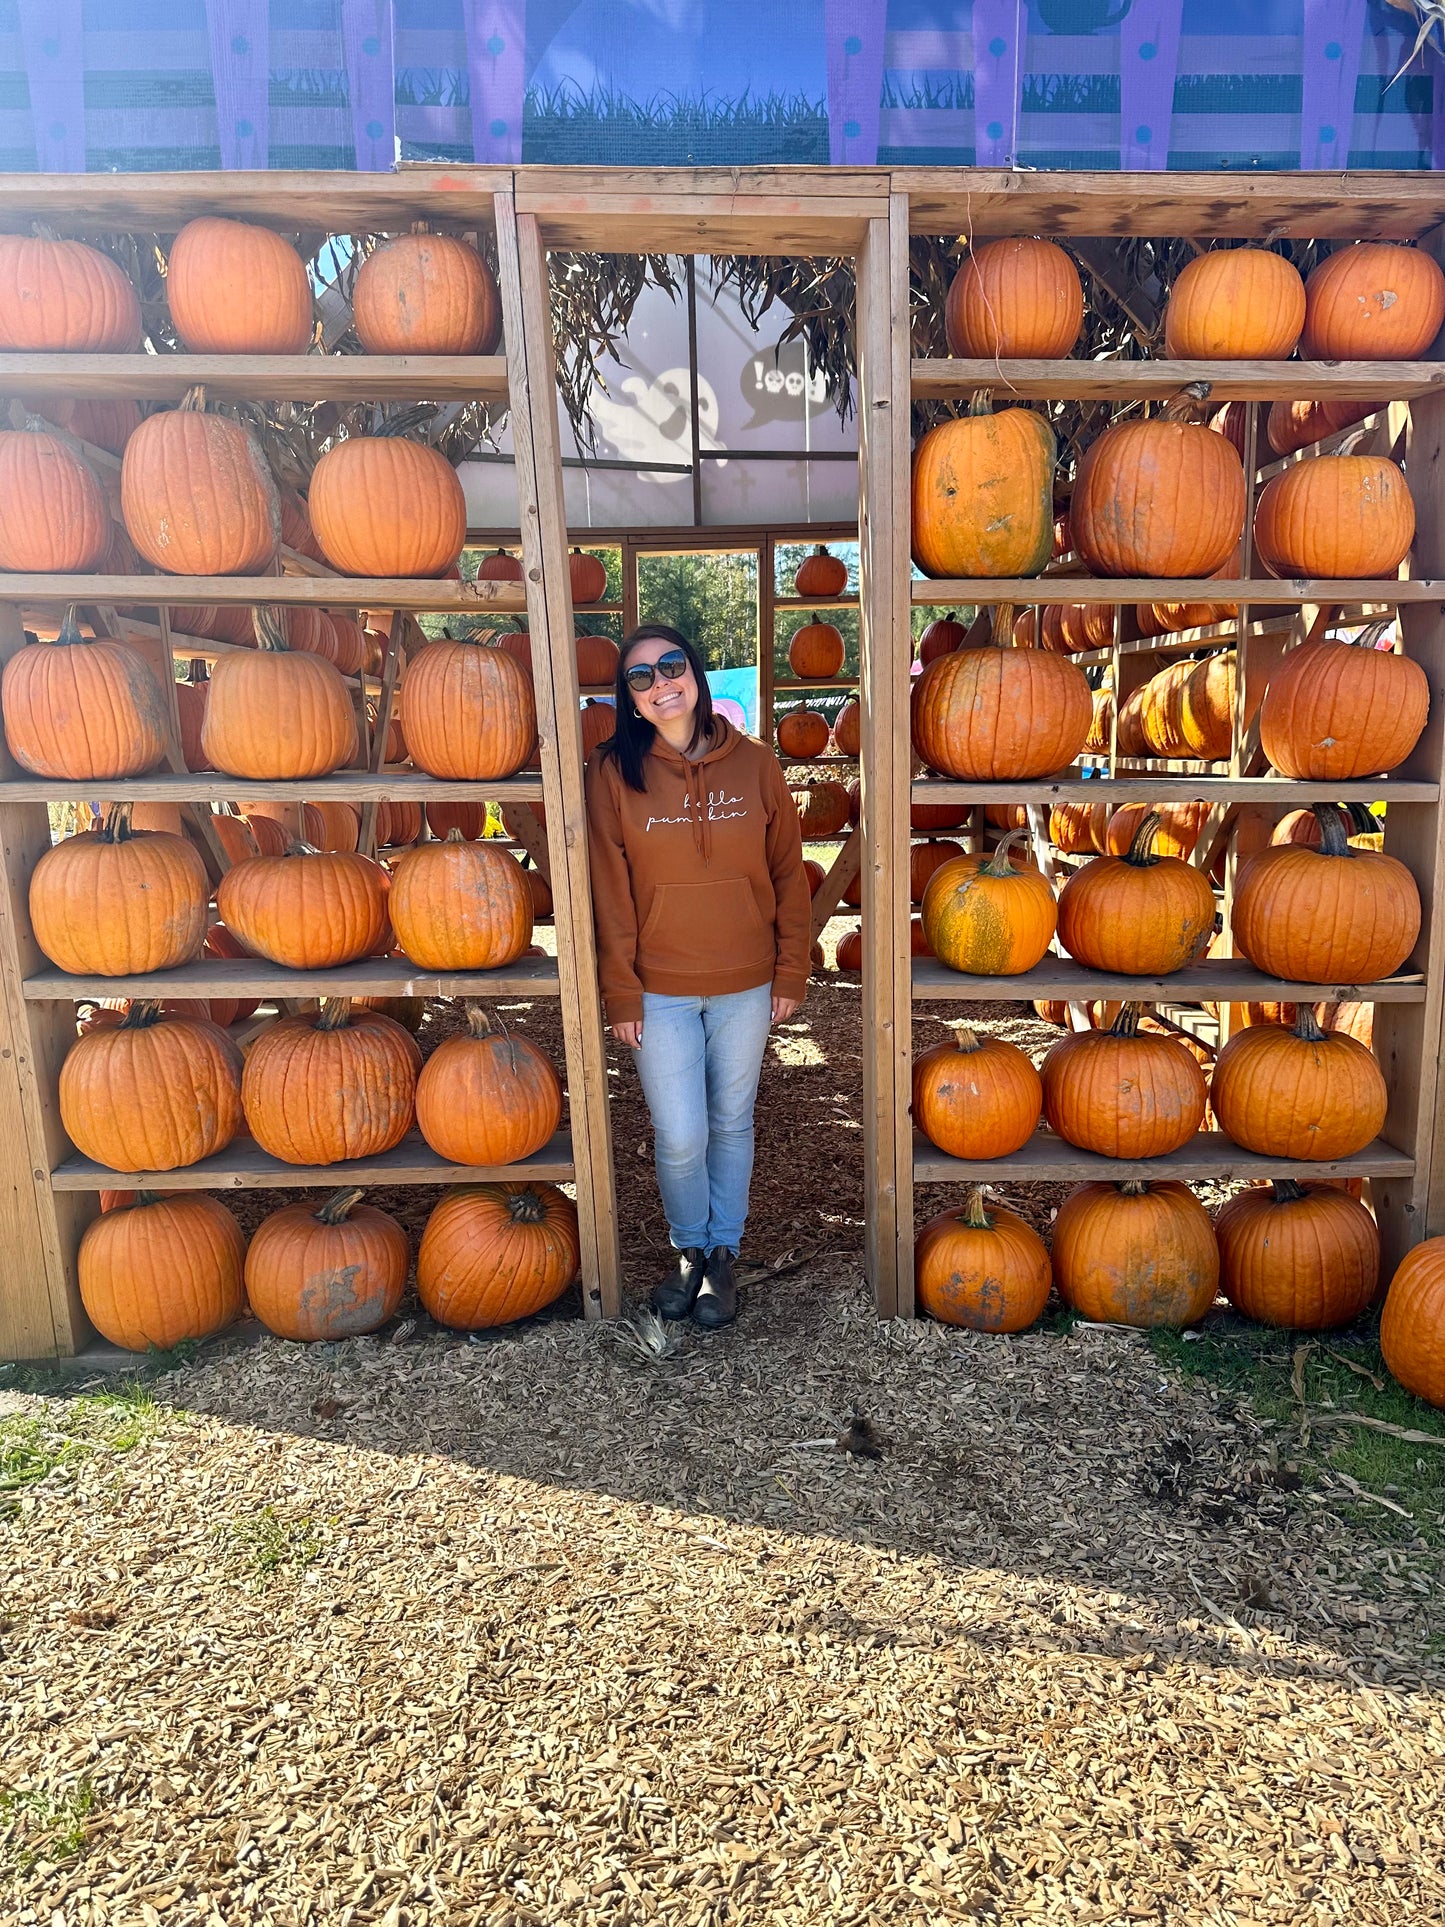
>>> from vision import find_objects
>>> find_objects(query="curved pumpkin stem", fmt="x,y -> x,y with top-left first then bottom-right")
178,384 -> 207,414
1106,1001 -> 1144,1038
55,604 -> 87,648
315,1186 -> 365,1224
962,1184 -> 992,1230
316,997 -> 354,1032
133,1190 -> 161,1208
984,828 -> 1030,877
1311,802 -> 1355,858
100,802 -> 136,844
1293,1006 -> 1329,1045
462,999 -> 520,1076
1123,810 -> 1163,867
506,1187 -> 547,1225
967,388 -> 994,418
1349,617 -> 1396,652
253,606 -> 292,653
282,838 -> 322,858
120,1000 -> 165,1031
1117,1179 -> 1151,1196
443,826 -> 468,844
1161,383 -> 1212,425
370,403 -> 436,442
1271,1178 -> 1309,1204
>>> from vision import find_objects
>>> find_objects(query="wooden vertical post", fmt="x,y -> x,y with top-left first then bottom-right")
495,193 -> 622,1318
758,533 -> 776,744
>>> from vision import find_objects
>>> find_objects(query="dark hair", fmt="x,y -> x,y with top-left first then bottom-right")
601,624 -> 716,793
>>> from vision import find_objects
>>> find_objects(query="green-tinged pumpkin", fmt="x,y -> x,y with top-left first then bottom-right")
911,397 -> 1055,580
920,830 -> 1057,977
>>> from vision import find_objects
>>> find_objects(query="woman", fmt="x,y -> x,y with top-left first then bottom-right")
585,624 -> 812,1329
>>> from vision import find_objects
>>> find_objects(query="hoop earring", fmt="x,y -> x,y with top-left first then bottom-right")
631,705 -> 642,718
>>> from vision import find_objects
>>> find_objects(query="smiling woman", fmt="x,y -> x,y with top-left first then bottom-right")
585,624 -> 813,1330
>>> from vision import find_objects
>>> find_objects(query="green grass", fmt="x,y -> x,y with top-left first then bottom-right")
213,1506 -> 325,1585
0,1384 -> 167,1515
0,1778 -> 95,1874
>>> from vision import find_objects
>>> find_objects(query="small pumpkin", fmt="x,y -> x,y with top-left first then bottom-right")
1135,599 -> 1236,637
476,547 -> 523,581
1211,1007 -> 1387,1160
1163,248 -> 1306,359
1266,397 -> 1369,459
1215,1180 -> 1379,1331
400,637 -> 537,780
30,802 -> 209,977
576,633 -> 621,686
1,606 -> 169,780
795,545 -> 848,598
243,997 -> 420,1165
777,708 -> 830,759
78,1192 -> 244,1351
832,697 -> 861,759
910,837 -> 967,904
912,1026 -> 1042,1160
1072,401 -> 1245,579
1014,601 -> 1115,655
1379,1239 -> 1445,1409
1041,1002 -> 1207,1159
352,231 -> 501,355
0,232 -> 141,350
1232,803 -> 1420,984
918,613 -> 967,665
389,829 -> 534,971
836,926 -> 863,971
1260,633 -> 1428,781
216,843 -> 390,969
1052,1180 -> 1219,1329
0,428 -> 110,571
569,548 -> 608,604
60,1001 -> 242,1172
787,622 -> 846,680
912,397 -> 1056,579
121,386 -> 280,575
1302,243 -> 1445,360
308,430 -> 466,578
425,800 -> 488,841
793,779 -> 851,839
416,1002 -> 563,1166
911,617 -> 1091,780
943,238 -> 1083,359
1254,453 -> 1415,580
921,830 -> 1057,977
417,1183 -> 580,1329
1103,801 -> 1208,861
244,1187 -> 409,1342
1140,652 -> 1239,762
915,1186 -> 1052,1334
1057,811 -> 1217,977
202,607 -> 357,780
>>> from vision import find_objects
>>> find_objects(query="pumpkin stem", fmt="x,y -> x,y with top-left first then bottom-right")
1107,1001 -> 1143,1038
1293,1007 -> 1329,1045
464,999 -> 519,1074
120,1000 -> 164,1031
1271,1179 -> 1309,1204
811,543 -> 830,558
506,1187 -> 547,1225
962,1185 -> 992,1230
967,388 -> 993,418
252,606 -> 292,653
178,385 -> 207,414
316,997 -> 354,1032
1161,386 -> 1210,424
1334,426 -> 1378,458
55,604 -> 86,648
133,1190 -> 161,1208
283,838 -> 321,858
952,1024 -> 982,1053
100,802 -> 135,844
1124,810 -> 1163,868
984,828 -> 1029,877
1350,618 -> 1395,652
315,1186 -> 365,1224
444,826 -> 467,844
989,604 -> 1015,648
1118,1180 -> 1150,1196
370,402 -> 437,442
1312,802 -> 1355,859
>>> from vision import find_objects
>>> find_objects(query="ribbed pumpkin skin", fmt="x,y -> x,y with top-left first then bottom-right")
793,779 -> 851,838
914,1199 -> 1052,1333
1211,1020 -> 1387,1160
911,646 -> 1091,779
1216,1184 -> 1380,1330
1073,420 -> 1245,577
424,800 -> 487,840
1136,599 -> 1236,636
79,1194 -> 244,1351
217,850 -> 390,969
168,217 -> 312,353
1380,1240 -> 1445,1409
570,549 -> 608,604
1053,1182 -> 1220,1328
30,822 -> 208,976
1049,802 -> 1108,855
352,233 -> 501,354
921,848 -> 1057,977
918,614 -> 967,664
0,431 -> 109,570
836,926 -> 862,970
245,1197 -> 409,1340
0,234 -> 141,350
943,237 -> 1083,358
1014,601 -> 1116,655
787,622 -> 846,679
2,633 -> 169,779
1103,802 -> 1207,860
910,838 -> 966,903
122,409 -> 280,575
795,545 -> 849,597
1163,249 -> 1306,359
1140,652 -> 1238,762
912,1032 -> 1042,1159
1254,457 -> 1415,579
60,1011 -> 242,1171
912,408 -> 1056,579
202,647 -> 357,781
415,1017 -> 563,1166
417,1183 -> 580,1329
777,709 -> 829,758
1261,640 -> 1428,781
1302,243 -> 1445,359
1317,999 -> 1374,1049
1232,842 -> 1420,983
1267,397 -> 1369,459
243,1007 -> 420,1165
308,438 -> 466,578
1057,845 -> 1216,977
389,838 -> 534,970
1042,1021 -> 1207,1159
832,698 -> 861,758
399,641 -> 536,779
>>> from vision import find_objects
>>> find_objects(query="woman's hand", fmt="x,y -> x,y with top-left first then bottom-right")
613,1019 -> 644,1050
771,995 -> 801,1024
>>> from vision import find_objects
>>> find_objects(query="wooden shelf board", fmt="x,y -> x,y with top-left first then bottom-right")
0,576 -> 528,613
773,596 -> 859,610
911,358 -> 1445,403
912,1130 -> 1412,1184
911,775 -> 1437,804
912,578 -> 1431,606
911,955 -> 1426,1004
0,771 -> 546,804
0,353 -> 510,402
773,676 -> 859,690
0,167 -> 511,231
24,955 -> 561,1001
51,1129 -> 575,1192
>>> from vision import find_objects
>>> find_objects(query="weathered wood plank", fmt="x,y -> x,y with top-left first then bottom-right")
23,956 -> 562,1000
912,956 -> 1426,1004
52,1130 -> 575,1192
913,1131 -> 1413,1184
0,353 -> 509,402
912,358 -> 1445,402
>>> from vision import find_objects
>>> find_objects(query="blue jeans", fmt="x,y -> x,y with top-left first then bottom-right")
630,984 -> 773,1255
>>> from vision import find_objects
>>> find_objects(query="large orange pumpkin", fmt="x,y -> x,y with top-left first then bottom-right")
943,238 -> 1083,359
216,845 -> 390,969
1379,1239 -> 1445,1409
1,608 -> 169,780
795,545 -> 848,598
202,607 -> 357,780
0,428 -> 109,571
1057,812 -> 1217,976
1260,635 -> 1428,781
1302,243 -> 1445,360
243,998 -> 420,1165
399,638 -> 536,779
911,628 -> 1091,779
244,1187 -> 409,1341
0,233 -> 141,350
30,803 -> 208,977
167,217 -> 313,353
121,389 -> 280,575
1042,1002 -> 1207,1159
1266,397 -> 1370,459
1215,1180 -> 1379,1331
308,433 -> 466,579
1052,1180 -> 1219,1328
1231,803 -> 1420,983
787,622 -> 846,680
914,1187 -> 1052,1334
415,1003 -> 563,1166
352,232 -> 501,355
1163,248 -> 1306,359
78,1193 -> 244,1352
777,708 -> 830,759
912,400 -> 1056,579
920,831 -> 1057,976
417,1183 -> 580,1329
1210,1008 -> 1387,1160
389,831 -> 534,971
1254,454 -> 1415,580
59,1001 -> 242,1171
912,1026 -> 1042,1160
1072,408 -> 1245,578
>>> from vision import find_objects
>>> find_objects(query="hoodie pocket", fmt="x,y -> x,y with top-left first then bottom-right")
638,877 -> 774,978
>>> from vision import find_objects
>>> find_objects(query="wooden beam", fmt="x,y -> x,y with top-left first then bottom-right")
912,578 -> 1445,606
0,354 -> 509,403
52,1130 -> 576,1193
911,955 -> 1426,1004
0,576 -> 529,612
912,359 -> 1445,403
910,775 -> 1436,805
0,166 -> 510,232
808,828 -> 862,945
24,956 -> 563,1001
0,772 -> 547,804
914,1132 -> 1412,1184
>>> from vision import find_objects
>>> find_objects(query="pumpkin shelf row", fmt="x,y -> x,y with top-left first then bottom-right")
53,1131 -> 576,1192
0,352 -> 511,404
912,1134 -> 1409,1183
910,359 -> 1445,404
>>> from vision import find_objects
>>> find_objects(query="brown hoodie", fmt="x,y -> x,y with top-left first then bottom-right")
584,717 -> 812,1024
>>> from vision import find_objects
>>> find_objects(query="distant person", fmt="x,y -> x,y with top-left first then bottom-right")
585,624 -> 811,1329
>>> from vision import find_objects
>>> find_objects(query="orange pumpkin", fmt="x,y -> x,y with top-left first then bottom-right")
918,613 -> 967,665
1073,409 -> 1245,578
912,1026 -> 1042,1160
576,633 -> 621,686
915,1187 -> 1052,1334
0,233 -> 141,350
389,830 -> 534,970
1254,455 -> 1415,579
1140,651 -> 1239,762
78,1193 -> 244,1351
1049,801 -> 1108,855
425,799 -> 488,841
400,638 -> 537,780
175,667 -> 211,772
167,217 -> 312,352
0,429 -> 109,571
943,238 -> 1083,359
1014,601 -> 1115,655
244,1187 -> 409,1341
120,389 -> 280,575
202,607 -> 357,780
569,548 -> 608,604
59,1001 -> 242,1171
415,1003 -> 563,1166
308,434 -> 466,578
912,400 -> 1055,579
352,232 -> 501,354
921,831 -> 1057,977
1041,1002 -> 1207,1159
30,802 -> 208,977
777,708 -> 830,759
242,998 -> 420,1165
1260,636 -> 1428,781
1163,248 -> 1306,359
1103,801 -> 1208,861
1052,1180 -> 1219,1328
911,628 -> 1091,779
795,545 -> 848,598
1215,1180 -> 1379,1331
1210,1008 -> 1387,1161
1057,812 -> 1217,976
832,697 -> 861,759
1232,803 -> 1420,984
216,845 -> 390,970
476,547 -> 523,581
1135,599 -> 1236,637
910,837 -> 966,904
1266,397 -> 1370,459
1317,999 -> 1374,1050
417,1183 -> 580,1329
1,608 -> 169,780
793,779 -> 851,839
1379,1239 -> 1445,1409
1302,243 -> 1445,360
787,622 -> 846,680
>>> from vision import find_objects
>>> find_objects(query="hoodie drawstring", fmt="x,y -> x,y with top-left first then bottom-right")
685,761 -> 711,863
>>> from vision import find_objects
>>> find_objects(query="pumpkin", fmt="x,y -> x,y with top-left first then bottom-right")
374,800 -> 424,849
836,926 -> 863,971
911,625 -> 1091,779
304,800 -> 361,853
202,607 -> 357,780
1103,801 -> 1207,861
915,1187 -> 1052,1333
793,779 -> 851,839
1114,683 -> 1152,758
910,838 -> 966,903
911,797 -> 969,833
278,482 -> 324,562
59,1001 -> 242,1171
918,613 -> 967,665
777,708 -> 830,759
1232,803 -> 1420,983
832,698 -> 861,758
787,622 -> 845,680
244,1187 -> 409,1341
166,216 -> 311,353
1266,397 -> 1370,459
174,666 -> 211,772
415,1002 -> 563,1166
1,607 -> 169,779
911,399 -> 1055,579
1317,999 -> 1374,1050
1086,686 -> 1114,752
1049,801 -> 1108,855
1379,1239 -> 1445,1409
802,858 -> 825,896
1211,1007 -> 1387,1160
1052,1180 -> 1219,1328
1215,1180 -> 1379,1331
1014,601 -> 1115,655
30,803 -> 208,977
121,388 -> 280,575
353,994 -> 425,1032
921,831 -> 1057,977
1135,599 -> 1236,637
1140,651 -> 1239,762
1057,812 -> 1217,976
1210,400 -> 1249,454
78,1192 -> 244,1352
1163,248 -> 1306,359
795,545 -> 848,598
208,810 -> 257,866
352,231 -> 501,355
243,998 -> 419,1165
0,428 -> 109,571
912,1027 -> 1042,1160
1041,1002 -> 1207,1159
1260,635 -> 1428,781
943,237 -> 1083,359
417,1182 -> 580,1329
283,606 -> 367,676
1254,454 -> 1415,580
308,433 -> 466,578
569,548 -> 608,604
1302,243 -> 1445,360
526,867 -> 553,919
216,844 -> 390,969
400,637 -> 536,780
576,633 -> 621,686
241,810 -> 290,858
0,232 -> 141,350
389,829 -> 534,970
35,397 -> 140,460
1073,405 -> 1245,578
425,800 -> 488,841
477,547 -> 524,581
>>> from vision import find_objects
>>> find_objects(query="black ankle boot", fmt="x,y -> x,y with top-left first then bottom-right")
651,1247 -> 707,1319
693,1248 -> 737,1329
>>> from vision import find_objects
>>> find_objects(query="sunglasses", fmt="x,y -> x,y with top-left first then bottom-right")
624,649 -> 690,693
